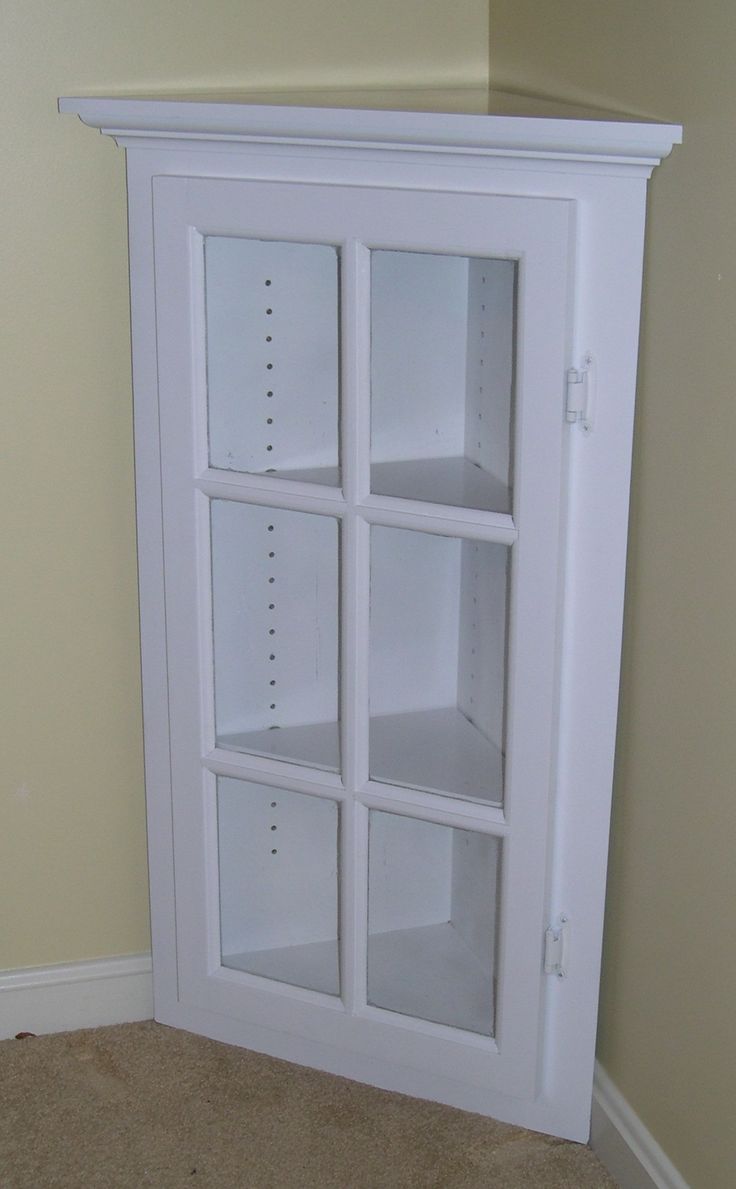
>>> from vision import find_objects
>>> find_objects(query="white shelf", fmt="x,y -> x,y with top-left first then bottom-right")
215,457 -> 509,512
220,707 -> 502,804
224,920 -> 493,1035
371,456 -> 510,513
223,937 -> 339,997
370,706 -> 503,805
368,920 -> 494,1035
219,720 -> 340,773
268,465 -> 341,487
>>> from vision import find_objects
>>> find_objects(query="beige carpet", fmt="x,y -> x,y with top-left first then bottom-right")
0,1021 -> 616,1187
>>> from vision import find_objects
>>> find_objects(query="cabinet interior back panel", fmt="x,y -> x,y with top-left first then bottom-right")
211,502 -> 340,769
368,811 -> 500,1035
371,251 -> 469,463
205,237 -> 340,480
370,526 -> 507,803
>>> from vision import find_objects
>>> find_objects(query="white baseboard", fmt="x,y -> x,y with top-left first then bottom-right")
0,954 -> 153,1040
592,1062 -> 690,1189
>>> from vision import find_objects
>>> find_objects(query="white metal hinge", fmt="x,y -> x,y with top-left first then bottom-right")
544,915 -> 569,978
566,353 -> 595,433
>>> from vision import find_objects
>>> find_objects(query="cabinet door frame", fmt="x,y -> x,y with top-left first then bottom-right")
150,173 -> 574,1105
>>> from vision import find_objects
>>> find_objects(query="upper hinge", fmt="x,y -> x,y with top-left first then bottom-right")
566,353 -> 595,433
544,915 -> 569,978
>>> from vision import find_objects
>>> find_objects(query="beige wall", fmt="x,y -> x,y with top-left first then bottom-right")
492,4 -> 736,1187
0,0 -> 488,971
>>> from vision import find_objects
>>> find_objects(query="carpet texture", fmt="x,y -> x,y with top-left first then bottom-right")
0,1021 -> 617,1187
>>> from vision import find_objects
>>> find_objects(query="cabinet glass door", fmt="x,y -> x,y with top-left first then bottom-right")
153,174 -> 572,1106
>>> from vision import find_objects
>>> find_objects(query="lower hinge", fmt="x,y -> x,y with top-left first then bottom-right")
544,915 -> 569,978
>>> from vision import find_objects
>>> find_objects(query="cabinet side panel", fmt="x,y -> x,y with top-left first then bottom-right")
464,257 -> 515,487
457,539 -> 508,755
451,829 -> 500,980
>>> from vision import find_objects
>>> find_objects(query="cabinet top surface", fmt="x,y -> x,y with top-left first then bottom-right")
58,87 -> 681,165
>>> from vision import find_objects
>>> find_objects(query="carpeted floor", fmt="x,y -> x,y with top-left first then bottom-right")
0,1021 -> 617,1187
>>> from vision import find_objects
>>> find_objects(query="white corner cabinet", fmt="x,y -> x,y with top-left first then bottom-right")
60,91 -> 680,1141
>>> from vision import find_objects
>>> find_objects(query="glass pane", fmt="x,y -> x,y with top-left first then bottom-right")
205,237 -> 340,485
368,811 -> 500,1035
218,778 -> 339,995
369,525 -> 507,805
211,501 -> 340,772
370,250 -> 515,512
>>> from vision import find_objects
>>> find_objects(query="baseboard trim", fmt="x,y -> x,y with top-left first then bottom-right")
592,1061 -> 690,1189
0,954 -> 153,1039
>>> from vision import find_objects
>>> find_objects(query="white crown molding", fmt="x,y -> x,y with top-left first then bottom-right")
58,94 -> 681,172
0,954 -> 153,1040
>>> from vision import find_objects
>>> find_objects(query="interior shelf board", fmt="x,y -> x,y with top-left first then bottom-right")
370,706 -> 504,806
218,720 -> 340,773
224,920 -> 493,1035
223,936 -> 339,997
259,464 -> 342,488
220,708 -> 502,805
368,920 -> 494,1036
370,456 -> 510,513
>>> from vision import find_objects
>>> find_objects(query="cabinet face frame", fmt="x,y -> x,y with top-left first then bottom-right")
60,96 -> 680,1142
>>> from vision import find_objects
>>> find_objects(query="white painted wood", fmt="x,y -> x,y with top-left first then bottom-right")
370,250 -> 469,464
58,94 -> 681,167
464,258 -> 515,495
59,93 -> 681,1143
0,955 -> 153,1039
457,538 -> 508,758
219,720 -> 340,772
369,525 -> 464,717
210,500 -> 339,758
592,1063 -> 692,1189
205,236 -> 339,478
218,778 -> 339,995
367,812 -> 500,1035
368,921 -> 493,1036
370,456 -> 509,513
224,937 -> 339,997
369,706 -> 503,805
